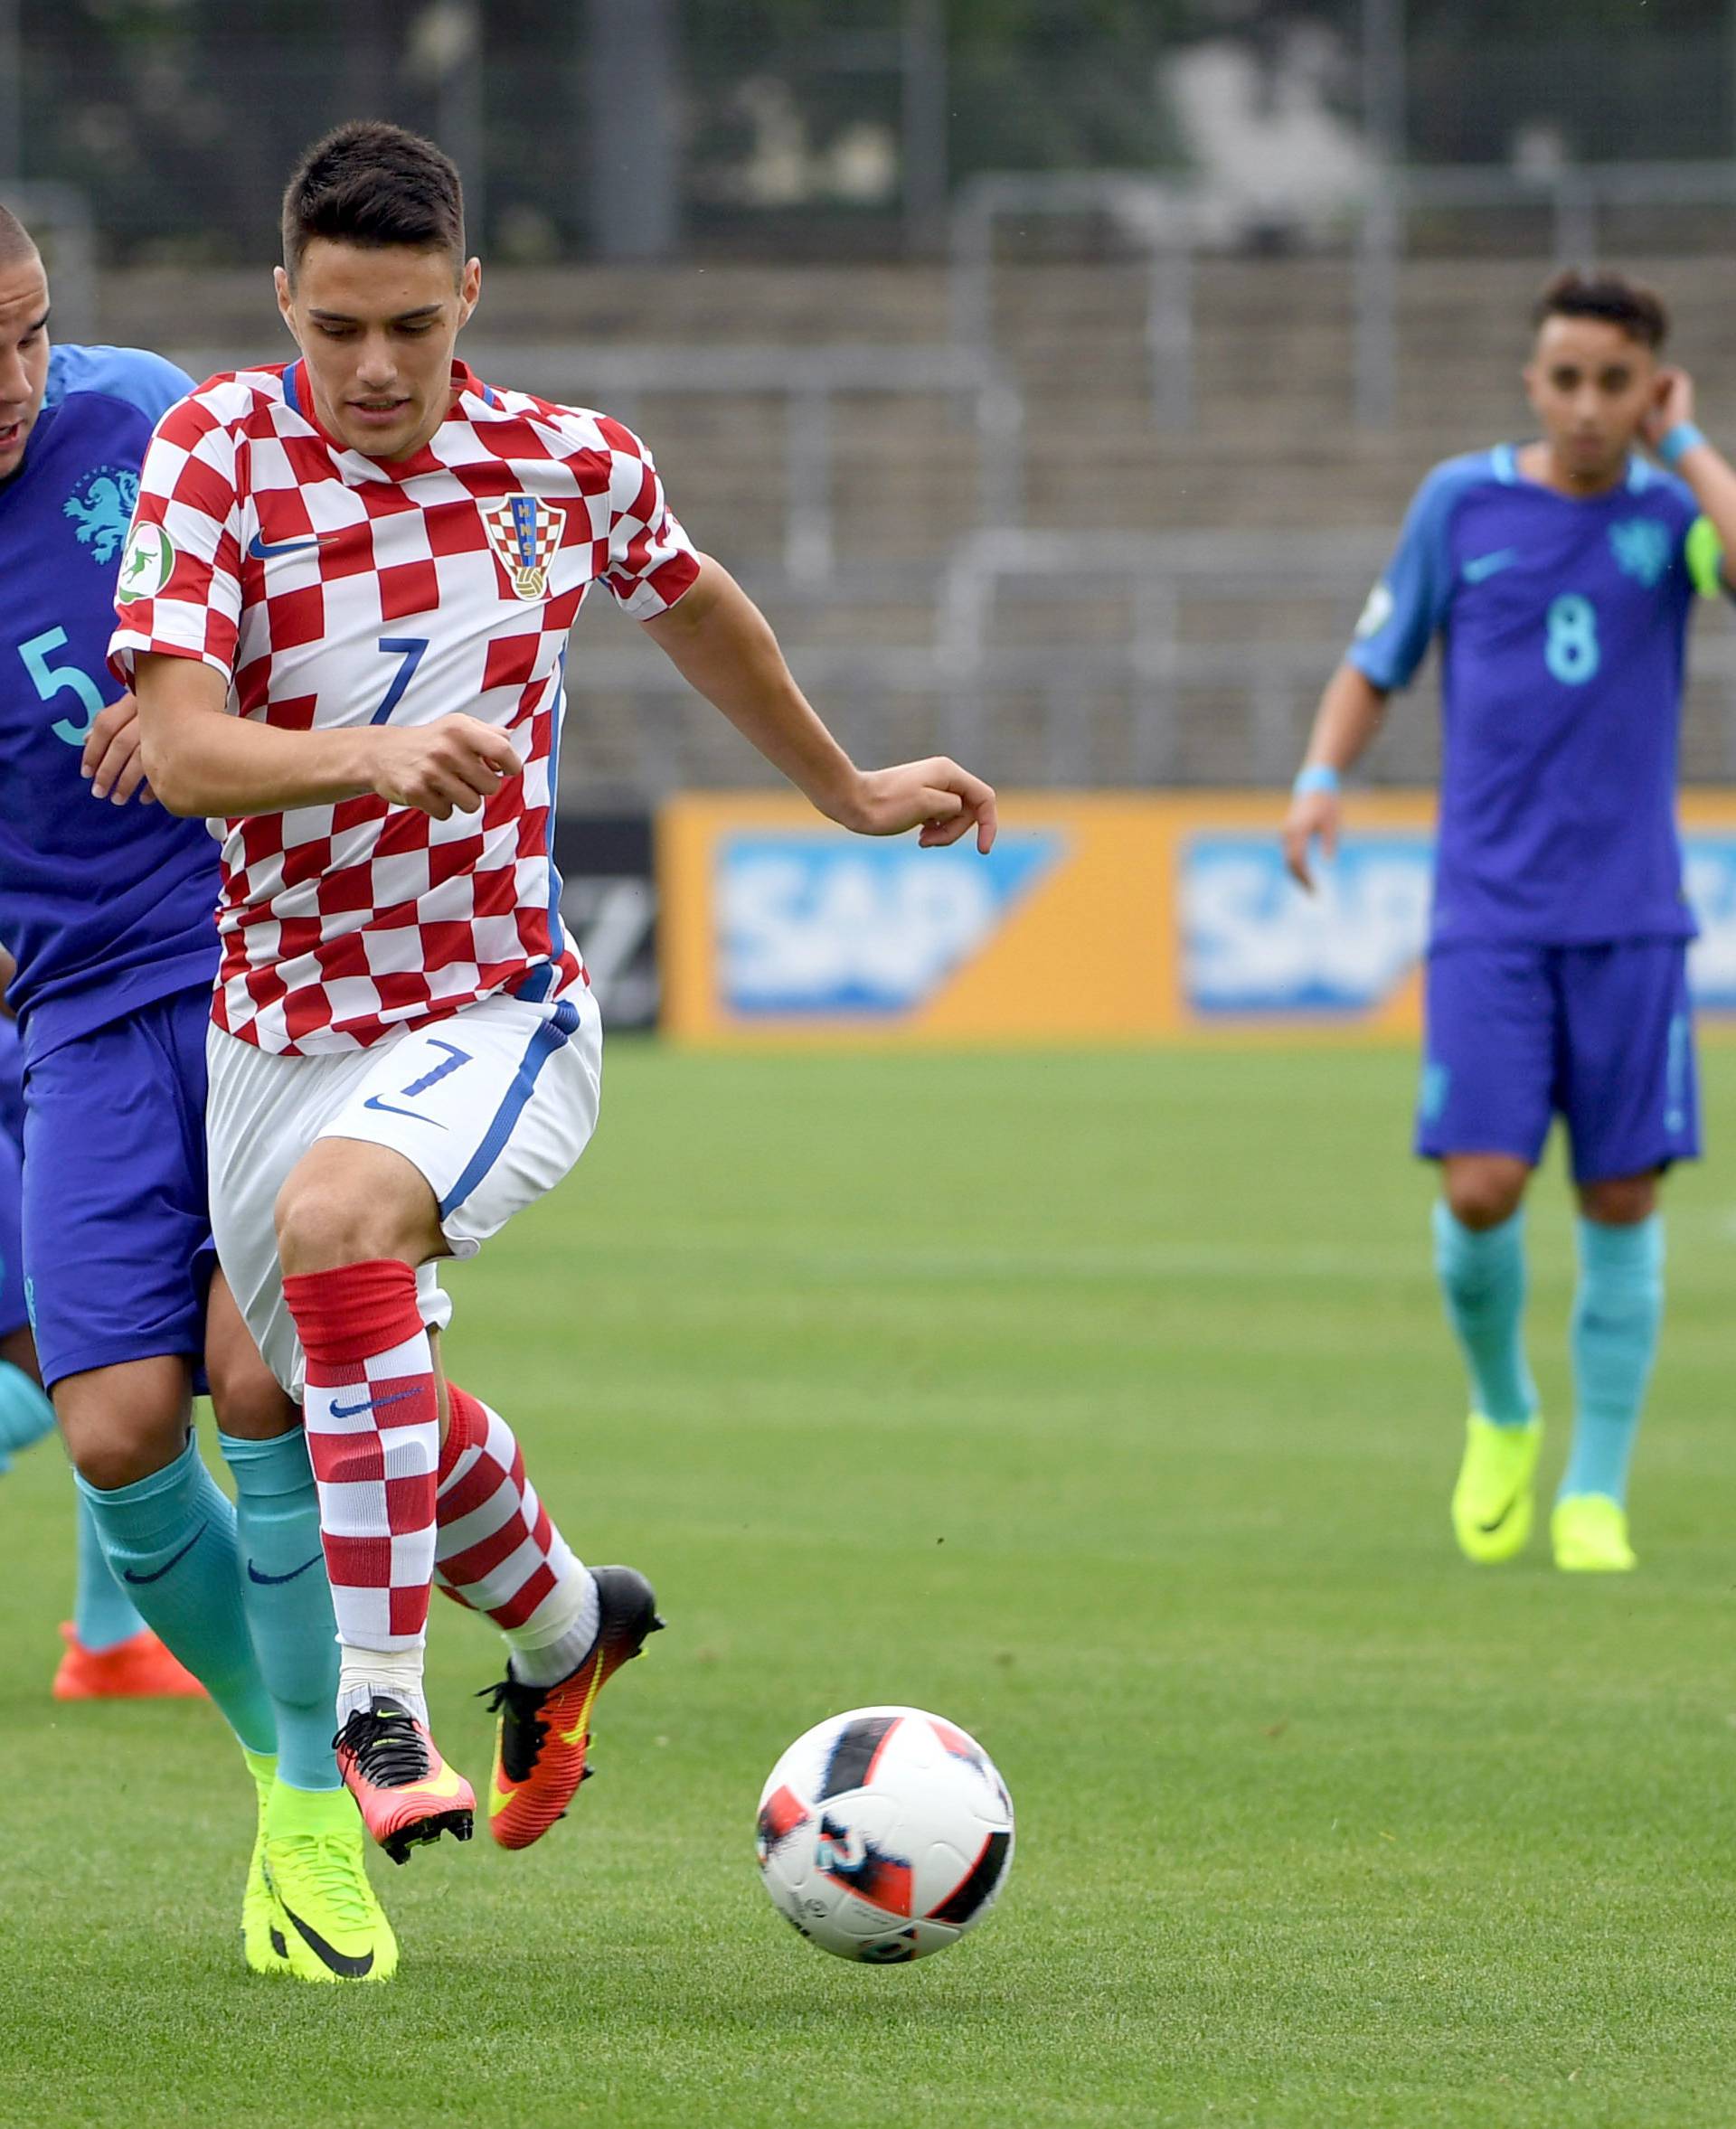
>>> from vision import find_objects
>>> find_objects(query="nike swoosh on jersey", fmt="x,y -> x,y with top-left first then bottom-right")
247,531 -> 327,560
247,1552 -> 324,1587
328,1388 -> 420,1421
1462,548 -> 1520,583
122,1522 -> 206,1584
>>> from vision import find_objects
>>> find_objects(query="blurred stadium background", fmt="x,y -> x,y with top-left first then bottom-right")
10,0 -> 1736,1037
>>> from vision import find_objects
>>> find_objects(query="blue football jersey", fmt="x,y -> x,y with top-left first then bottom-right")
1348,445 -> 1718,946
0,344 -> 220,1058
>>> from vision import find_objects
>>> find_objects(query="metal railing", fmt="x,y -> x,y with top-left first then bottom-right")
950,161 -> 1736,431
165,339 -> 1025,588
549,523 -> 1736,796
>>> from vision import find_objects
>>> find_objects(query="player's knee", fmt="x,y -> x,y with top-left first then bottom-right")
274,1167 -> 409,1276
59,1408 -> 187,1493
205,1342 -> 296,1440
1443,1165 -> 1527,1231
54,1359 -> 193,1491
1579,1174 -> 1659,1227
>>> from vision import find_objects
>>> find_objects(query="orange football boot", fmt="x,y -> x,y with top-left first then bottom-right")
333,1696 -> 475,1865
483,1566 -> 664,1851
52,1621 -> 207,1701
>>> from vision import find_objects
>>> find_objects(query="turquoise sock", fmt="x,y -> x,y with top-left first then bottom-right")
0,1357 -> 54,1470
220,1428 -> 341,1792
1432,1202 -> 1536,1427
75,1435 -> 276,1756
73,1493 -> 147,1652
1561,1215 -> 1664,1507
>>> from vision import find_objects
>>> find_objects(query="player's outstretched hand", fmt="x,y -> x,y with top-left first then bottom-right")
1643,366 -> 1695,453
81,692 -> 156,806
1282,788 -> 1341,893
843,759 -> 998,853
369,715 -> 524,821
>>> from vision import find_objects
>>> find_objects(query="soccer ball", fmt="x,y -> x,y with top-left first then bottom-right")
755,1705 -> 1014,1964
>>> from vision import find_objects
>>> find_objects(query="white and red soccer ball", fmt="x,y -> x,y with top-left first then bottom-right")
755,1706 -> 1014,1964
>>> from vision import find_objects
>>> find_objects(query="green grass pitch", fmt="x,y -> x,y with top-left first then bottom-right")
4,1043 -> 1736,2128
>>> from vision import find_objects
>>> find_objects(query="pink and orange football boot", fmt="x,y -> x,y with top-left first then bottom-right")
482,1566 -> 663,1851
334,1697 -> 475,1865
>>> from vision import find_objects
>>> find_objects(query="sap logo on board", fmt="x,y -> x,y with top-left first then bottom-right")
1183,834 -> 1433,1015
717,833 -> 1061,1016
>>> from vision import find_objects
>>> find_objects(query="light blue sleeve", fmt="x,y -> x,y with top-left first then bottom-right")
1344,460 -> 1469,692
53,343 -> 196,426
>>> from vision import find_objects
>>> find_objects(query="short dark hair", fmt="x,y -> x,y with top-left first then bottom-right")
1534,267 -> 1668,352
280,120 -> 464,281
0,203 -> 39,273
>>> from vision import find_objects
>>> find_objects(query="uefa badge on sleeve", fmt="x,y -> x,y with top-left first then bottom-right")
116,521 -> 175,603
481,491 -> 559,601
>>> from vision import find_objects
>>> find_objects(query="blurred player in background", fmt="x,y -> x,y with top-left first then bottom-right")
0,203 -> 396,1982
0,971 -> 203,1700
1284,269 -> 1736,1572
118,123 -> 996,1931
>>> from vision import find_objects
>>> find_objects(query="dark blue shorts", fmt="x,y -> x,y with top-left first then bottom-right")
21,987 -> 216,1390
0,1017 -> 26,1340
1416,940 -> 1699,1183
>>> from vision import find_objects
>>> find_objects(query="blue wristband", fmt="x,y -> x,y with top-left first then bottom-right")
1293,765 -> 1341,798
1660,421 -> 1707,467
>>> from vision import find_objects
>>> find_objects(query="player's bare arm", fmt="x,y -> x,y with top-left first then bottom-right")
1282,663 -> 1390,891
641,554 -> 998,853
1642,367 -> 1736,585
133,651 -> 523,821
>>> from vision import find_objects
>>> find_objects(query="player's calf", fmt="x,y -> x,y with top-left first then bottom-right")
434,1386 -> 663,1850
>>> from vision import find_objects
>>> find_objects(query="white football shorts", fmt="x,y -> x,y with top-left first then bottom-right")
205,985 -> 603,1395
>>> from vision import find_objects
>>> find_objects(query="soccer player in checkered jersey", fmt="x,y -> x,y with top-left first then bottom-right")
114,122 -> 997,1873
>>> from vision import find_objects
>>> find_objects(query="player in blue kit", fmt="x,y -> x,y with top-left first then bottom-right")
0,992 -> 204,1700
0,203 -> 395,1977
1283,269 -> 1736,1572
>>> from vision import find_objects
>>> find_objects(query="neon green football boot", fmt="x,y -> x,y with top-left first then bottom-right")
261,1781 -> 399,1983
241,1748 -> 289,1975
1552,1493 -> 1637,1573
1450,1413 -> 1543,1563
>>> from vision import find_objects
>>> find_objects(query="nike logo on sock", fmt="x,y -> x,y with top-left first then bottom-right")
247,1553 -> 324,1587
122,1521 -> 207,1585
329,1388 -> 420,1421
1477,1494 -> 1520,1535
277,1897 -> 374,1979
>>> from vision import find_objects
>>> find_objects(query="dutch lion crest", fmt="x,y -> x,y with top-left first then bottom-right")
1609,517 -> 1672,589
63,466 -> 139,566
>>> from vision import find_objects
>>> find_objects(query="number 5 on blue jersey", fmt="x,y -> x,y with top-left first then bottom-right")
18,627 -> 108,746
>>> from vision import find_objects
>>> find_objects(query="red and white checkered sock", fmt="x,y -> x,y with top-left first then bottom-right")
284,1260 -> 440,1718
435,1383 -> 598,1688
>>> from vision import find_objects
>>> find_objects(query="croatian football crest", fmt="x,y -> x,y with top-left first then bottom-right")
481,491 -> 560,601
1610,517 -> 1672,589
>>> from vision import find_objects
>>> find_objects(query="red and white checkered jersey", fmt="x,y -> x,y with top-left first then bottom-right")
108,357 -> 699,1054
